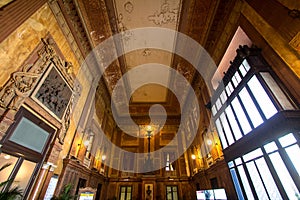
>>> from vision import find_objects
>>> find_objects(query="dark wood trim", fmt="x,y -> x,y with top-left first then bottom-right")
1,106 -> 56,162
0,0 -> 47,43
223,110 -> 300,161
238,15 -> 300,104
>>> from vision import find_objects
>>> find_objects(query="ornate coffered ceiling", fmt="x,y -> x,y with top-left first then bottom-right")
66,0 -> 236,118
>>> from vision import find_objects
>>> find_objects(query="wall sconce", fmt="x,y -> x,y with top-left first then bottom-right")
83,140 -> 90,147
191,154 -> 196,160
191,145 -> 197,160
207,139 -> 212,146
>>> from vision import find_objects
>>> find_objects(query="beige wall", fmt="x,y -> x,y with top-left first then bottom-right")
0,3 -> 92,174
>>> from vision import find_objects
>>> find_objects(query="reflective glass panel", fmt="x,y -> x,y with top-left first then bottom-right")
239,88 -> 263,128
231,98 -> 252,135
238,165 -> 254,200
269,152 -> 299,199
248,75 -> 277,119
255,157 -> 282,199
220,113 -> 235,145
246,161 -> 268,199
226,106 -> 242,140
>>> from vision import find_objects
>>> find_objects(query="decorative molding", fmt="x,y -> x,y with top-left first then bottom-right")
148,2 -> 179,26
289,32 -> 300,54
0,64 -> 39,110
48,0 -> 90,65
124,1 -> 134,13
288,9 -> 300,19
0,36 -> 74,143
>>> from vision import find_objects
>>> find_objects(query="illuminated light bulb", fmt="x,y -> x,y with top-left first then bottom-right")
207,139 -> 212,145
4,154 -> 11,160
147,125 -> 152,131
83,140 -> 90,147
191,154 -> 196,160
102,155 -> 107,161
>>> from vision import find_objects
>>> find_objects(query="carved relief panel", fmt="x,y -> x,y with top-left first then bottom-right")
0,36 -> 75,143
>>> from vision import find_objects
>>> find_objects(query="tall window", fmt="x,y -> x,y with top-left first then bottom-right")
164,152 -> 176,171
212,46 -> 299,199
0,107 -> 55,198
166,186 -> 178,200
228,132 -> 300,199
119,186 -> 132,200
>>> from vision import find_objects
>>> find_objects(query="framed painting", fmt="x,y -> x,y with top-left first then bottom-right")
31,63 -> 72,121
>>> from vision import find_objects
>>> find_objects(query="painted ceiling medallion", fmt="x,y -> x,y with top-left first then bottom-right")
124,1 -> 134,13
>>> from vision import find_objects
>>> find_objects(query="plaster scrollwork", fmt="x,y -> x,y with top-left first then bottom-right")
124,1 -> 134,14
0,64 -> 39,110
148,2 -> 178,26
0,37 -> 75,144
58,95 -> 73,144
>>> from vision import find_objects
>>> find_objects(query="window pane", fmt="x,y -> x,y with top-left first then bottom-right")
226,106 -> 242,140
216,98 -> 222,110
0,153 -> 18,183
239,88 -> 263,128
242,59 -> 251,72
44,175 -> 59,200
235,158 -> 242,165
220,113 -> 235,145
248,75 -> 277,119
255,157 -> 282,200
220,91 -> 227,104
226,82 -> 234,97
264,142 -> 278,153
9,117 -> 49,153
243,148 -> 263,162
215,119 -> 228,149
260,72 -> 294,110
232,72 -> 242,87
228,161 -> 234,168
269,152 -> 299,199
13,159 -> 36,192
232,75 -> 239,88
237,165 -> 255,200
230,168 -> 245,200
212,105 -> 217,116
285,145 -> 300,176
246,161 -> 268,199
126,188 -> 131,200
239,64 -> 247,77
279,133 -> 297,147
231,98 -> 252,135
173,186 -> 178,200
120,193 -> 126,200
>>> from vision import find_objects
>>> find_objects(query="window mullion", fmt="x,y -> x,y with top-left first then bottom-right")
219,118 -> 230,147
276,140 -> 300,192
3,157 -> 24,192
236,95 -> 254,129
256,73 -> 282,111
253,159 -> 270,199
241,160 -> 259,200
224,112 -> 237,142
261,148 -> 289,199
233,165 -> 248,200
245,84 -> 267,121
229,103 -> 245,136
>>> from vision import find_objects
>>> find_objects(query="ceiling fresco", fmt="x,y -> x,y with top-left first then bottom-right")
71,0 -> 236,118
